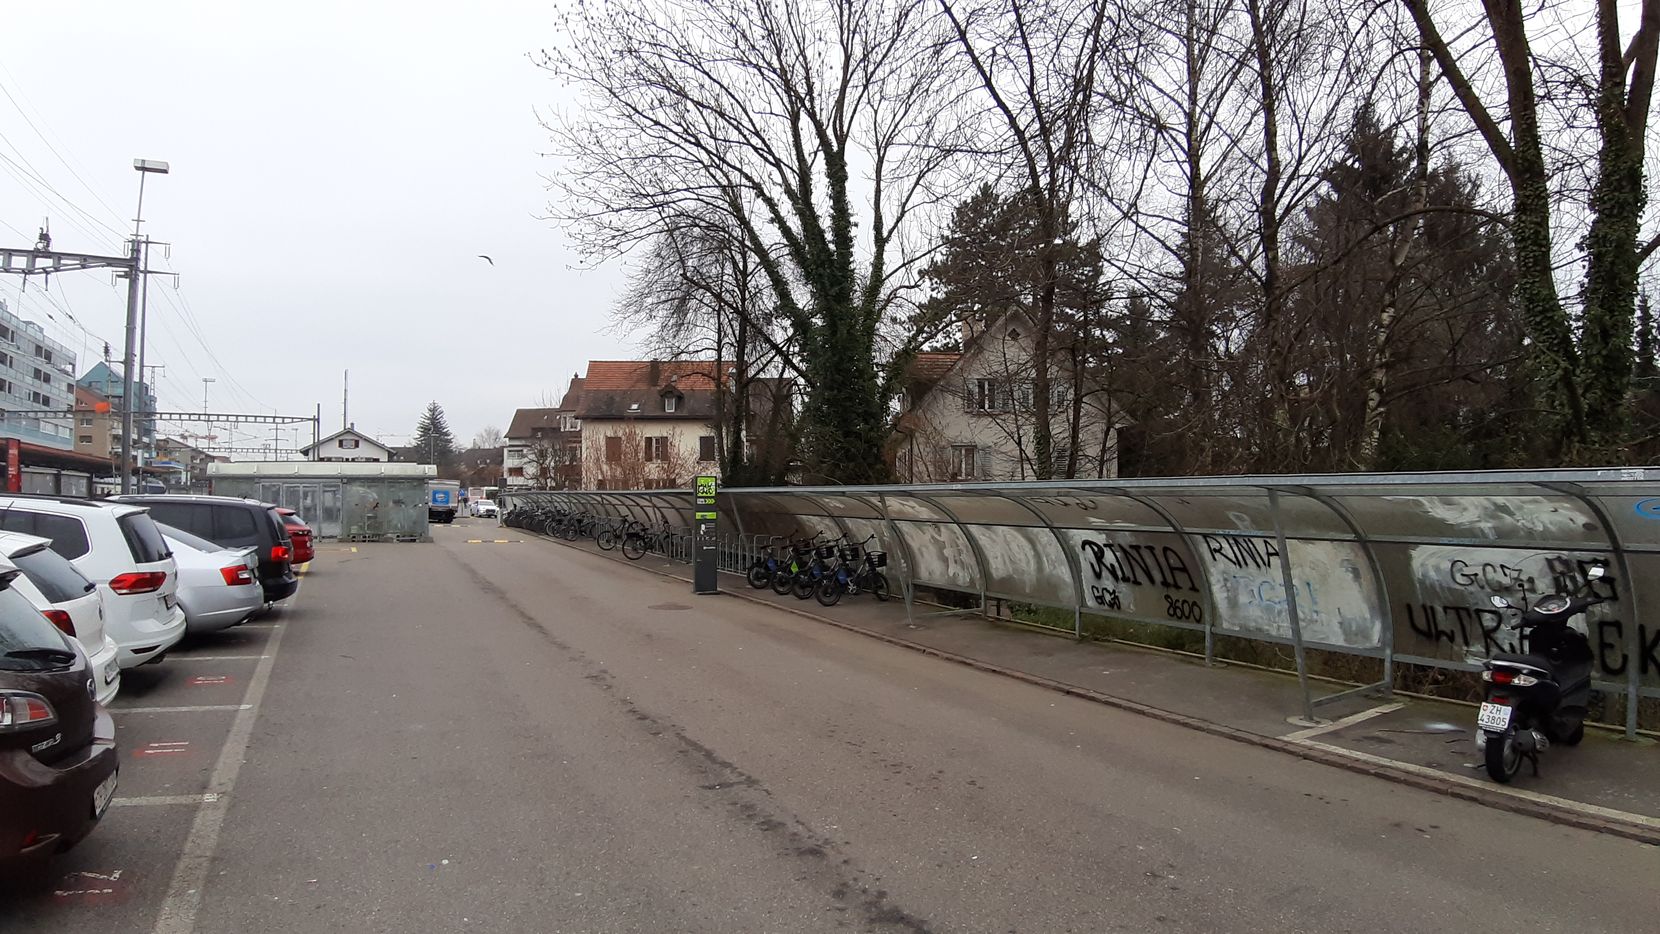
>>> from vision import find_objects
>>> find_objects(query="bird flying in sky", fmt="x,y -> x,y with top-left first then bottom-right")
477,254 -> 494,265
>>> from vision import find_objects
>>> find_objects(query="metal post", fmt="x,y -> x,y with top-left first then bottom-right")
118,237 -> 141,494
1268,489 -> 1317,724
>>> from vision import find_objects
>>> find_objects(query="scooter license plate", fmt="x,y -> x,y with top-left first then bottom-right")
1477,702 -> 1513,732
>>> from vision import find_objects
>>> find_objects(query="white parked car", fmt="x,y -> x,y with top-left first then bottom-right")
154,523 -> 265,634
0,496 -> 186,669
470,499 -> 498,518
0,530 -> 121,705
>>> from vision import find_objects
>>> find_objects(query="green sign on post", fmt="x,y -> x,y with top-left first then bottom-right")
693,475 -> 718,593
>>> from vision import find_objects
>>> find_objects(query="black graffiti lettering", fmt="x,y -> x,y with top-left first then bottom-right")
1596,619 -> 1628,676
1200,534 -> 1279,570
1162,547 -> 1200,593
1406,604 -> 1453,646
1641,623 -> 1660,678
1474,608 -> 1506,656
1450,559 -> 1478,587
1080,539 -> 1108,580
1445,605 -> 1475,648
1118,544 -> 1158,588
1089,585 -> 1121,610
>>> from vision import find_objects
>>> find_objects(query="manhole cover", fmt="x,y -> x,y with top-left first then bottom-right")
649,603 -> 692,611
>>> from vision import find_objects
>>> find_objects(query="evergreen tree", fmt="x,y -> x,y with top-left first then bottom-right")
412,402 -> 457,467
1636,293 -> 1657,383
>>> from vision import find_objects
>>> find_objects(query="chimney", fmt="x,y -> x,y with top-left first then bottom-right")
648,360 -> 661,386
960,317 -> 980,346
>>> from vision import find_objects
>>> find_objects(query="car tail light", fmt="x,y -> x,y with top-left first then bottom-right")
271,544 -> 291,562
220,564 -> 255,586
0,692 -> 57,731
41,609 -> 76,637
109,571 -> 167,594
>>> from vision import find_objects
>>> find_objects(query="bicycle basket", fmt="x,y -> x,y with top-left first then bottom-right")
866,551 -> 887,568
838,545 -> 861,561
815,544 -> 837,559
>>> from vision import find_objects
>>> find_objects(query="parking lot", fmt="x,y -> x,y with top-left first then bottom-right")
5,571 -> 301,932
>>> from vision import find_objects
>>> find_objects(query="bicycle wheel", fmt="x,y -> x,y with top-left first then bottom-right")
815,577 -> 842,607
746,562 -> 771,589
622,535 -> 646,561
793,572 -> 817,600
597,529 -> 617,551
772,567 -> 798,596
870,572 -> 890,602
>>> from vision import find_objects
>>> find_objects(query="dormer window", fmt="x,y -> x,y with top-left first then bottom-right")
664,395 -> 677,413
627,402 -> 641,414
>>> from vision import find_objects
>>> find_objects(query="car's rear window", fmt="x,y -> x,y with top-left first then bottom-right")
142,501 -> 210,538
155,522 -> 223,555
214,506 -> 260,543
0,582 -> 73,667
12,546 -> 95,603
118,513 -> 172,564
0,509 -> 92,560
266,508 -> 292,544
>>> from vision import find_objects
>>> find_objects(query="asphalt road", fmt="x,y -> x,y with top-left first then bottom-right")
8,520 -> 1657,933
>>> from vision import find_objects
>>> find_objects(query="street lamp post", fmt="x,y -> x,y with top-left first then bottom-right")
119,159 -> 168,494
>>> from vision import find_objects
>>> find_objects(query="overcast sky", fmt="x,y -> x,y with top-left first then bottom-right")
0,0 -> 629,452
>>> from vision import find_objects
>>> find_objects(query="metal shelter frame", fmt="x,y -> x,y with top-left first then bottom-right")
505,467 -> 1660,737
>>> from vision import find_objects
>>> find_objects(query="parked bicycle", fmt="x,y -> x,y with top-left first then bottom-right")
815,536 -> 889,606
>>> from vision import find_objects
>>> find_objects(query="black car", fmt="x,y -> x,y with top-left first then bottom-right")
1,562 -> 118,887
112,495 -> 297,603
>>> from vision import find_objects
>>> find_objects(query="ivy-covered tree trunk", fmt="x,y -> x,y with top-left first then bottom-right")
1579,2 -> 1653,443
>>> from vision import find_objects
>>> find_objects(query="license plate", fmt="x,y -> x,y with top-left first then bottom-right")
1477,702 -> 1513,732
92,772 -> 117,819
103,660 -> 120,685
163,594 -> 177,610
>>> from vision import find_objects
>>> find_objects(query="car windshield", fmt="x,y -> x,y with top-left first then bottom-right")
155,521 -> 225,555
0,580 -> 75,669
12,546 -> 96,603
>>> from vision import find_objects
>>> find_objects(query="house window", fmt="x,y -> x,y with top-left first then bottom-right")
1013,381 -> 1034,409
79,416 -> 93,427
950,444 -> 978,480
507,467 -> 524,477
339,437 -> 360,450
605,435 -> 622,463
664,396 -> 677,414
644,436 -> 669,462
0,379 -> 11,395
699,435 -> 716,462
77,435 -> 92,445
971,378 -> 999,412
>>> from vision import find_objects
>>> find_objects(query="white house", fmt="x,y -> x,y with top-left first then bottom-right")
892,312 -> 1125,482
575,360 -> 722,490
300,426 -> 394,463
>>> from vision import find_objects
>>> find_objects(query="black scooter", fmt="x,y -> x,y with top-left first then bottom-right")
1478,563 -> 1609,783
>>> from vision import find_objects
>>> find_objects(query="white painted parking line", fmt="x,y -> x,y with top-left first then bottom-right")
111,793 -> 221,807
168,655 -> 269,662
187,675 -> 234,686
151,591 -> 293,934
134,742 -> 191,758
111,704 -> 252,714
1281,703 -> 1404,741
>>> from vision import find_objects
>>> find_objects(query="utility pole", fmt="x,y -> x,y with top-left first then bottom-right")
121,159 -> 169,493
342,369 -> 349,430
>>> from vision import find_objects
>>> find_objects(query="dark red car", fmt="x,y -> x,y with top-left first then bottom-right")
276,509 -> 314,565
1,561 -> 118,887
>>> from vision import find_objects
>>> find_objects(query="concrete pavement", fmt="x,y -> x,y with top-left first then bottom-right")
6,525 -> 1657,932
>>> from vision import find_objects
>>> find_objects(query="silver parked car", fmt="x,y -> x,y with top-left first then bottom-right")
154,523 -> 264,634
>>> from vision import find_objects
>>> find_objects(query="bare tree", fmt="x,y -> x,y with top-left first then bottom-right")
541,0 -> 962,482
472,426 -> 505,449
1402,0 -> 1660,452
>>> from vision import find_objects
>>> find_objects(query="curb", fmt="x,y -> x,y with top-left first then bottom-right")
524,531 -> 1660,846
